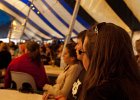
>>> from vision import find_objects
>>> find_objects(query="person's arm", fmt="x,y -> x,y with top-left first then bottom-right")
42,92 -> 55,100
43,64 -> 81,97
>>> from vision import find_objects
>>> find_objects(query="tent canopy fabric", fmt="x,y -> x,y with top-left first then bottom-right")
0,9 -> 13,38
0,0 -> 140,41
0,9 -> 12,27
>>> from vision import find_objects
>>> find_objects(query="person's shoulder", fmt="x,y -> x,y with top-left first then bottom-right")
100,80 -> 118,88
70,63 -> 82,71
89,79 -> 121,95
74,61 -> 83,68
10,54 -> 27,63
86,79 -> 128,100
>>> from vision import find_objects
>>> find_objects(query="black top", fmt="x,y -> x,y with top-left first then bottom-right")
68,68 -> 86,100
0,51 -> 11,69
85,79 -> 128,100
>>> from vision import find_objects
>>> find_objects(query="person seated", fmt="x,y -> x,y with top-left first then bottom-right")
43,42 -> 82,99
54,43 -> 64,67
8,41 -> 18,59
43,30 -> 88,100
53,23 -> 140,100
79,22 -> 140,100
0,42 -> 11,70
4,41 -> 49,90
68,30 -> 88,100
0,42 -> 11,83
40,45 -> 50,65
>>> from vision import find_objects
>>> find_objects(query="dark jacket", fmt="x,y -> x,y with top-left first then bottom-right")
0,51 -> 11,69
85,79 -> 128,100
68,68 -> 86,100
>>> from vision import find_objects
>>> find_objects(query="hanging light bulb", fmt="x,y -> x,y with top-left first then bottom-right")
12,20 -> 17,26
12,20 -> 17,30
32,7 -> 35,10
37,11 -> 40,14
30,4 -> 33,7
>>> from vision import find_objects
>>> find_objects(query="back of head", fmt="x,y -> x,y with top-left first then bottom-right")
25,41 -> 41,65
91,23 -> 139,79
66,42 -> 78,61
0,42 -> 9,51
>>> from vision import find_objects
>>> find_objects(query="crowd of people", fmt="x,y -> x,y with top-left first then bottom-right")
0,22 -> 140,100
0,40 -> 65,89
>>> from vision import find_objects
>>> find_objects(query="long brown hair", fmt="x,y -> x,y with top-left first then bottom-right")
26,41 -> 41,66
77,30 -> 87,44
66,42 -> 77,60
80,23 -> 140,100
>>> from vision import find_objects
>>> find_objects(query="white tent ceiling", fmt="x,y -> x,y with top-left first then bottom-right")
0,0 -> 140,41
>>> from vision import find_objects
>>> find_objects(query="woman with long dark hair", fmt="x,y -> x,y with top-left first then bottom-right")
80,22 -> 140,100
43,42 -> 82,99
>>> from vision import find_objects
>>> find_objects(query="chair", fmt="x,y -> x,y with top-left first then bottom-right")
10,71 -> 37,90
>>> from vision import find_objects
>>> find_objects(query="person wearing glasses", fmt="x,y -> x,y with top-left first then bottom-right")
67,30 -> 88,100
55,22 -> 140,100
79,22 -> 140,100
47,28 -> 97,100
42,29 -> 96,100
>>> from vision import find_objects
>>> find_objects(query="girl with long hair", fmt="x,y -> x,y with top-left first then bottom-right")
80,22 -> 140,100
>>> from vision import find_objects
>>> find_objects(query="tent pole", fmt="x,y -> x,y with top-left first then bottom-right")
60,0 -> 81,68
20,0 -> 34,41
8,23 -> 13,42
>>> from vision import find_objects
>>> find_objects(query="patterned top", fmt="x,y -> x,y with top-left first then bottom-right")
68,68 -> 86,100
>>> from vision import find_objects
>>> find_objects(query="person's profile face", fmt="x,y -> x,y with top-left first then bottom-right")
75,39 -> 83,60
63,48 -> 71,64
136,40 -> 140,55
82,36 -> 90,70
